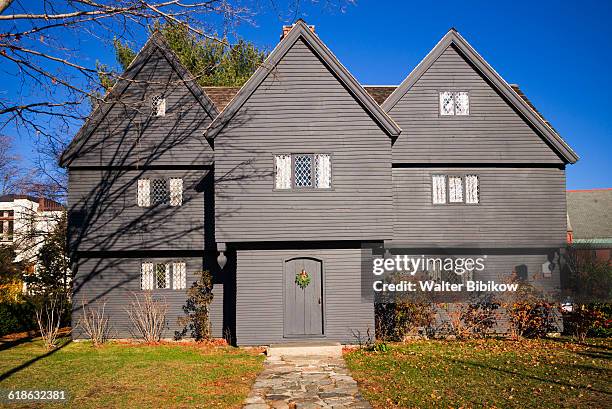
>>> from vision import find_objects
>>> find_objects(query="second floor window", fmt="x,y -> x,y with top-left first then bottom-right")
1,210 -> 14,242
274,153 -> 332,190
141,261 -> 186,290
137,178 -> 183,207
432,174 -> 479,205
152,95 -> 166,117
439,91 -> 469,116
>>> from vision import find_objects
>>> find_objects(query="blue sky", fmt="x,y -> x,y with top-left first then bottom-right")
4,0 -> 611,189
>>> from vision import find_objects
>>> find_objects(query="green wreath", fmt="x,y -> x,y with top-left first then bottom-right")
295,269 -> 311,289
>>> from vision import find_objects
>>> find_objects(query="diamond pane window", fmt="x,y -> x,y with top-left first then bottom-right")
137,179 -> 150,207
152,95 -> 166,117
448,176 -> 464,203
432,175 -> 446,204
169,178 -> 183,206
141,262 -> 154,290
294,155 -> 313,187
440,91 -> 455,115
465,175 -> 480,204
151,179 -> 168,205
172,262 -> 186,290
155,263 -> 170,289
455,92 -> 470,115
314,154 -> 331,188
274,155 -> 292,189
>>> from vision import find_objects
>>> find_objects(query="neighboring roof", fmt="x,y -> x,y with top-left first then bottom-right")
567,189 -> 612,242
202,86 -> 241,111
381,28 -> 579,164
59,31 -> 219,167
205,20 -> 402,140
0,194 -> 64,210
364,86 -> 397,104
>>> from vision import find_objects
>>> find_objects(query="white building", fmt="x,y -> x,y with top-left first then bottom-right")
0,194 -> 65,267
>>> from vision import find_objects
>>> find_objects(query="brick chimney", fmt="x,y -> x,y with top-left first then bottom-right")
280,19 -> 315,41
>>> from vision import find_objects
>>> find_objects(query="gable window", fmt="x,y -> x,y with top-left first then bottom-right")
439,91 -> 469,116
432,174 -> 479,205
138,178 -> 182,207
1,210 -> 14,242
274,154 -> 332,189
152,95 -> 166,117
141,261 -> 186,290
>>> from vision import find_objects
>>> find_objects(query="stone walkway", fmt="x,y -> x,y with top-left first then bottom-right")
243,354 -> 372,409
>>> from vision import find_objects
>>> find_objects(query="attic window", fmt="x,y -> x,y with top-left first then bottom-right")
152,95 -> 166,116
440,91 -> 469,116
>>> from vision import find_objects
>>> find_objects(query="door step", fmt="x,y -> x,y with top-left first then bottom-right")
266,341 -> 342,357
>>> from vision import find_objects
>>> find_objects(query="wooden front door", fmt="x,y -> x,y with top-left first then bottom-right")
284,257 -> 324,337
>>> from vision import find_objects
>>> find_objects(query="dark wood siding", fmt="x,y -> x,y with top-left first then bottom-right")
214,39 -> 393,243
389,45 -> 564,164
68,47 -> 214,167
68,169 -> 207,252
71,256 -> 224,339
235,248 -> 374,345
393,167 -> 567,247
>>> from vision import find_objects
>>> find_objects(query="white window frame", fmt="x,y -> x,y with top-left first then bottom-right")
152,95 -> 166,117
274,153 -> 332,190
137,179 -> 151,207
432,174 -> 480,205
432,175 -> 447,204
169,178 -> 183,206
172,262 -> 187,290
439,91 -> 469,116
141,262 -> 154,290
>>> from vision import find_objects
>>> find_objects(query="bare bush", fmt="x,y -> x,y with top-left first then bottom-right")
78,300 -> 111,346
35,296 -> 64,349
126,292 -> 167,343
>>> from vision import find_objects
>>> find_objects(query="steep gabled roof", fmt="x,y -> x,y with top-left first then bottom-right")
59,31 -> 219,167
205,20 -> 401,140
382,29 -> 579,164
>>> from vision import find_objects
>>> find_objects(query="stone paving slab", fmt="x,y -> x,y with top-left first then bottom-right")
243,355 -> 371,409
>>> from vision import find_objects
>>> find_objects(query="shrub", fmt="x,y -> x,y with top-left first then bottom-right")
35,296 -> 65,350
563,304 -> 608,342
176,270 -> 214,341
126,292 -> 168,343
375,302 -> 436,341
78,300 -> 111,346
0,301 -> 37,336
505,300 -> 559,338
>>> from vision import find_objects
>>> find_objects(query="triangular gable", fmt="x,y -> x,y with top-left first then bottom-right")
60,31 -> 219,167
205,20 -> 401,139
382,29 -> 578,164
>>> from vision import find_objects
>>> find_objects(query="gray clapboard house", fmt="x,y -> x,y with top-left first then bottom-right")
62,21 -> 578,345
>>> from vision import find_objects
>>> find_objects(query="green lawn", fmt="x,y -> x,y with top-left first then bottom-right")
345,338 -> 612,409
0,336 -> 264,408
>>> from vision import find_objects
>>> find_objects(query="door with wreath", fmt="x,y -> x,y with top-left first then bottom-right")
284,257 -> 323,337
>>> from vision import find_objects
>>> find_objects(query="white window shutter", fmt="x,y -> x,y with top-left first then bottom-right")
314,154 -> 331,188
274,155 -> 292,189
465,175 -> 480,204
440,91 -> 455,115
432,175 -> 446,204
141,262 -> 154,290
172,262 -> 186,290
448,176 -> 464,203
169,178 -> 183,206
137,179 -> 150,207
455,92 -> 469,115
